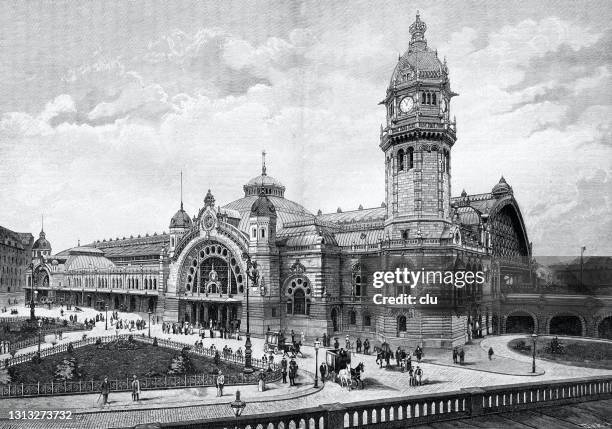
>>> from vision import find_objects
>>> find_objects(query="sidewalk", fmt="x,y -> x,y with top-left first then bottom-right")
416,338 -> 545,376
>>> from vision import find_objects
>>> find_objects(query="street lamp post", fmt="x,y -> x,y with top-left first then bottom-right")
314,339 -> 321,388
105,304 -> 109,330
531,332 -> 538,373
37,319 -> 43,355
29,263 -> 36,321
148,310 -> 152,338
580,246 -> 586,288
230,390 -> 246,429
241,252 -> 258,374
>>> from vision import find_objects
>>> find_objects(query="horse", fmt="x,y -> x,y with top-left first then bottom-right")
350,362 -> 365,389
338,362 -> 365,390
338,368 -> 352,389
290,341 -> 304,358
374,346 -> 391,368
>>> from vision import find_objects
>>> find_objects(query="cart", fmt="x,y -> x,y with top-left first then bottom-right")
264,331 -> 291,354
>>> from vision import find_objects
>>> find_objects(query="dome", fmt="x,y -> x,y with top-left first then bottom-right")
224,192 -> 313,233
169,203 -> 192,229
389,12 -> 447,87
492,176 -> 513,197
243,174 -> 286,197
250,191 -> 277,217
64,246 -> 115,271
32,230 -> 51,251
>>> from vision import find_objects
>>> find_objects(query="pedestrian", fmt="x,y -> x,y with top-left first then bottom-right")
395,347 -> 401,367
415,346 -> 423,363
300,331 -> 305,345
452,348 -> 458,364
100,376 -> 110,406
459,348 -> 465,364
216,371 -> 225,397
131,375 -> 140,401
334,337 -> 339,350
291,330 -> 295,344
322,332 -> 328,347
281,366 -> 287,383
363,338 -> 370,355
356,337 -> 362,353
345,335 -> 351,350
488,347 -> 494,360
258,372 -> 266,392
408,366 -> 415,386
415,365 -> 423,385
319,362 -> 327,383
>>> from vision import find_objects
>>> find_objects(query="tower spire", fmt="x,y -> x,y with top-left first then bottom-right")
180,171 -> 183,210
41,214 -> 44,233
261,150 -> 267,176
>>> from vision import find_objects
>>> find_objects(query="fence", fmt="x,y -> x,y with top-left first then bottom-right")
0,334 -> 281,398
161,375 -> 612,429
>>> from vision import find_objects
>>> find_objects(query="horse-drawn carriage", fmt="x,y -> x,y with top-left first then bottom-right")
264,331 -> 287,354
326,349 -> 364,390
263,330 -> 303,356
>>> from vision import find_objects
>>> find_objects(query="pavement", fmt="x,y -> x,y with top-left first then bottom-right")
0,306 -> 611,428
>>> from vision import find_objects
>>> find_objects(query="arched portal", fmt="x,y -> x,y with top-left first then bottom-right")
505,311 -> 535,334
179,241 -> 245,296
598,316 -> 612,339
331,308 -> 339,332
549,314 -> 583,336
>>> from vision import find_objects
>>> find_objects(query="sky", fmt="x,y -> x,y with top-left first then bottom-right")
0,0 -> 610,256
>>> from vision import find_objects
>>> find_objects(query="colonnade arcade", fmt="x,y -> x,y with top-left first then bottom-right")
177,238 -> 247,330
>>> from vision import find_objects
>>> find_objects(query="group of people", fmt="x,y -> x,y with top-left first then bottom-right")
279,356 -> 299,386
99,375 -> 141,406
324,334 -> 371,355
452,347 -> 466,364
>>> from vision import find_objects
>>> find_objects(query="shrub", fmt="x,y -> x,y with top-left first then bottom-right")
152,337 -> 158,347
214,351 -> 220,365
67,343 -> 74,353
95,337 -> 102,346
62,320 -> 68,327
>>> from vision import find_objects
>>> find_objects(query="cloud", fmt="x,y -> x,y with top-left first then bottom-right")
1,9 -> 611,256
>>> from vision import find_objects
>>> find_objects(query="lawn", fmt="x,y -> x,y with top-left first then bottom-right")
508,336 -> 612,370
6,338 -> 245,384
0,320 -> 87,344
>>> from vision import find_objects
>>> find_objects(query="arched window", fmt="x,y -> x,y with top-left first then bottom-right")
445,151 -> 450,173
397,149 -> 405,171
294,289 -> 306,314
261,228 -> 266,238
421,92 -> 426,104
363,314 -> 371,327
153,278 -> 157,289
398,315 -> 407,332
349,310 -> 357,325
354,275 -> 362,297
285,276 -> 312,316
426,93 -> 431,104
402,230 -> 409,240
432,93 -> 437,105
408,147 -> 414,169
251,227 -> 256,239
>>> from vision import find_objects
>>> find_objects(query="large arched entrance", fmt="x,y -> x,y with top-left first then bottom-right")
549,314 -> 583,336
505,311 -> 535,333
598,316 -> 612,339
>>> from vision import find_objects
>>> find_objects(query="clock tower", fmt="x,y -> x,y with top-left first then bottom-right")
381,12 -> 457,240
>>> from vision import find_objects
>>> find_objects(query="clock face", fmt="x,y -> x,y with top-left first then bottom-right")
399,97 -> 414,113
203,213 -> 216,231
440,98 -> 448,113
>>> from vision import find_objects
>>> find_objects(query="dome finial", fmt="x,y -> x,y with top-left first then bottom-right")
409,10 -> 427,44
41,213 -> 44,233
180,171 -> 184,210
261,150 -> 267,176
